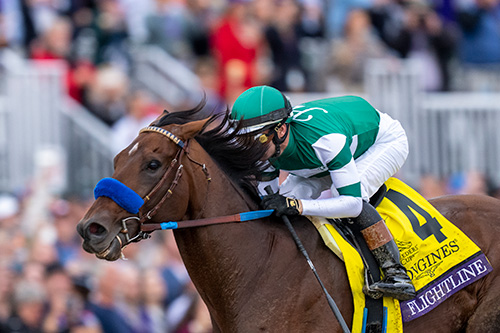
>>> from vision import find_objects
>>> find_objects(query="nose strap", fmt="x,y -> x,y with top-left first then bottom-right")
94,178 -> 144,214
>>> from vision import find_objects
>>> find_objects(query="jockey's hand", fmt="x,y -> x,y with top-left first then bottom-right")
261,193 -> 302,216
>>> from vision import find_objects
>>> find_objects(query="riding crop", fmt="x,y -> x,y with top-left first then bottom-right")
265,186 -> 351,333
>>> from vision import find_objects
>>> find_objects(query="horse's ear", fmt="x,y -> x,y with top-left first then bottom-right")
175,119 -> 209,140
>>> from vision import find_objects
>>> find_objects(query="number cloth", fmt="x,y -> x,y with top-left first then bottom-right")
313,177 -> 492,332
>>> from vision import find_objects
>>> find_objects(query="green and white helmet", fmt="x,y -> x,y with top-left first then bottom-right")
231,85 -> 292,134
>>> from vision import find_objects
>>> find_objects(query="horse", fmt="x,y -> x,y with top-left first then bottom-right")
77,104 -> 500,332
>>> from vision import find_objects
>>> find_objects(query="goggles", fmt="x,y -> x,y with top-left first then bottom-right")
253,121 -> 286,144
255,131 -> 272,143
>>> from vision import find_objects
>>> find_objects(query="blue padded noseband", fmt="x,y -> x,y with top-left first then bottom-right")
94,178 -> 144,214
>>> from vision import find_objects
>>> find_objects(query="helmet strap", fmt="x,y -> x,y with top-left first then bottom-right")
271,122 -> 289,158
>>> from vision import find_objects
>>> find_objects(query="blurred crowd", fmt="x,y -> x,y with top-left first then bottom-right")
0,191 -> 212,333
1,0 -> 500,126
2,0 -> 500,332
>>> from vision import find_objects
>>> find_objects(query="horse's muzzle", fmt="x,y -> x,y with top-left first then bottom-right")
77,219 -> 122,261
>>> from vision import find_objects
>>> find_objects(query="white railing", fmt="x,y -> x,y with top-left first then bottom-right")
0,96 -> 8,190
61,99 -> 113,197
0,50 -> 113,197
452,64 -> 500,92
365,58 -> 500,188
421,93 -> 500,186
3,59 -> 65,193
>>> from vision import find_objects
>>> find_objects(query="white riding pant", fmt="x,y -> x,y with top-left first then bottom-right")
280,112 -> 409,201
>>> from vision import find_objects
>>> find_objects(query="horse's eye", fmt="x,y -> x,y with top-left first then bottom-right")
147,160 -> 161,171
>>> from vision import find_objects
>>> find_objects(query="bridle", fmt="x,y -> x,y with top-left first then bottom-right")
120,143 -> 185,244
95,125 -> 210,258
94,124 -> 272,259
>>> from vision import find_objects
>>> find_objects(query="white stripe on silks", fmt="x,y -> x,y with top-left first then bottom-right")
312,133 -> 346,165
287,166 -> 329,178
329,159 -> 361,189
350,135 -> 358,155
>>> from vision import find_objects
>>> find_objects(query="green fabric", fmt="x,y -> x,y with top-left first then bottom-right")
337,183 -> 362,196
231,86 -> 286,125
270,96 -> 381,198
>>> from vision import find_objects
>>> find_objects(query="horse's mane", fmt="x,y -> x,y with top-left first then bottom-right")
153,100 -> 270,196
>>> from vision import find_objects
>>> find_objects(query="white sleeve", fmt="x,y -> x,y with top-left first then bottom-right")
301,195 -> 363,218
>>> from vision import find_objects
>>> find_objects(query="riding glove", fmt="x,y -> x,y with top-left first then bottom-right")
261,193 -> 302,216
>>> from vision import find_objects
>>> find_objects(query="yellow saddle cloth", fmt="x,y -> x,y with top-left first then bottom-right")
311,177 -> 492,333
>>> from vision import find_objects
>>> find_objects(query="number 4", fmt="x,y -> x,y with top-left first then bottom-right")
384,189 -> 447,243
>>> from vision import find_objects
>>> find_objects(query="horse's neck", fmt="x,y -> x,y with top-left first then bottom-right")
184,141 -> 258,219
173,142 -> 272,320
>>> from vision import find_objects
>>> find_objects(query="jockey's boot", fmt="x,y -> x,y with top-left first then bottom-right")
354,201 -> 416,301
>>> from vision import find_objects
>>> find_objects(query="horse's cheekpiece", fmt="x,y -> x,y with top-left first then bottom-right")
311,177 -> 493,332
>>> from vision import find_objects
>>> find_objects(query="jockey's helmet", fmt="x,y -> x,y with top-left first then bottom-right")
231,86 -> 292,134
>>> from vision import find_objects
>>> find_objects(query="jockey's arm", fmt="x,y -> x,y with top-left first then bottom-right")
301,194 -> 363,218
301,158 -> 363,218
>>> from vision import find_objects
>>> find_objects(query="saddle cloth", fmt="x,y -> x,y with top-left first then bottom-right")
310,177 -> 493,332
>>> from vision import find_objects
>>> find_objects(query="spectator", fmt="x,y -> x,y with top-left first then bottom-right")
192,57 -> 226,117
51,199 -> 85,266
89,263 -> 134,333
67,275 -> 103,332
330,9 -> 389,92
456,0 -> 500,65
111,89 -> 160,154
86,64 -> 129,126
264,0 -> 307,92
325,0 -> 372,39
166,283 -> 210,332
210,0 -> 266,104
370,1 -> 457,91
93,0 -> 131,68
145,0 -> 201,61
115,263 -> 149,332
141,268 -> 169,333
0,280 -> 46,332
159,231 -> 192,307
42,263 -> 73,332
0,263 -> 14,323
29,15 -> 96,103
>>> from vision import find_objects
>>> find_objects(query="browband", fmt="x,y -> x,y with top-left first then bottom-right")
140,126 -> 185,148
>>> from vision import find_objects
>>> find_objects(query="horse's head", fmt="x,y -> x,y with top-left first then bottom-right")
77,118 -> 208,261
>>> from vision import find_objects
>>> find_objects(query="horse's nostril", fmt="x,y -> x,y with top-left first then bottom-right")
88,222 -> 107,236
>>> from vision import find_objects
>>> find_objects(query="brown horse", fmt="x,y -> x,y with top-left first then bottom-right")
77,106 -> 500,332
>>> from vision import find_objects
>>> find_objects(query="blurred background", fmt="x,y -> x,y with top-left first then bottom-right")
1,0 -> 500,332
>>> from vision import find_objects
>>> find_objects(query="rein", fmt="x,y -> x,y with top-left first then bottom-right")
141,210 -> 274,232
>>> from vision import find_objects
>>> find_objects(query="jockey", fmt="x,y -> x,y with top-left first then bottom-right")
230,85 -> 416,301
